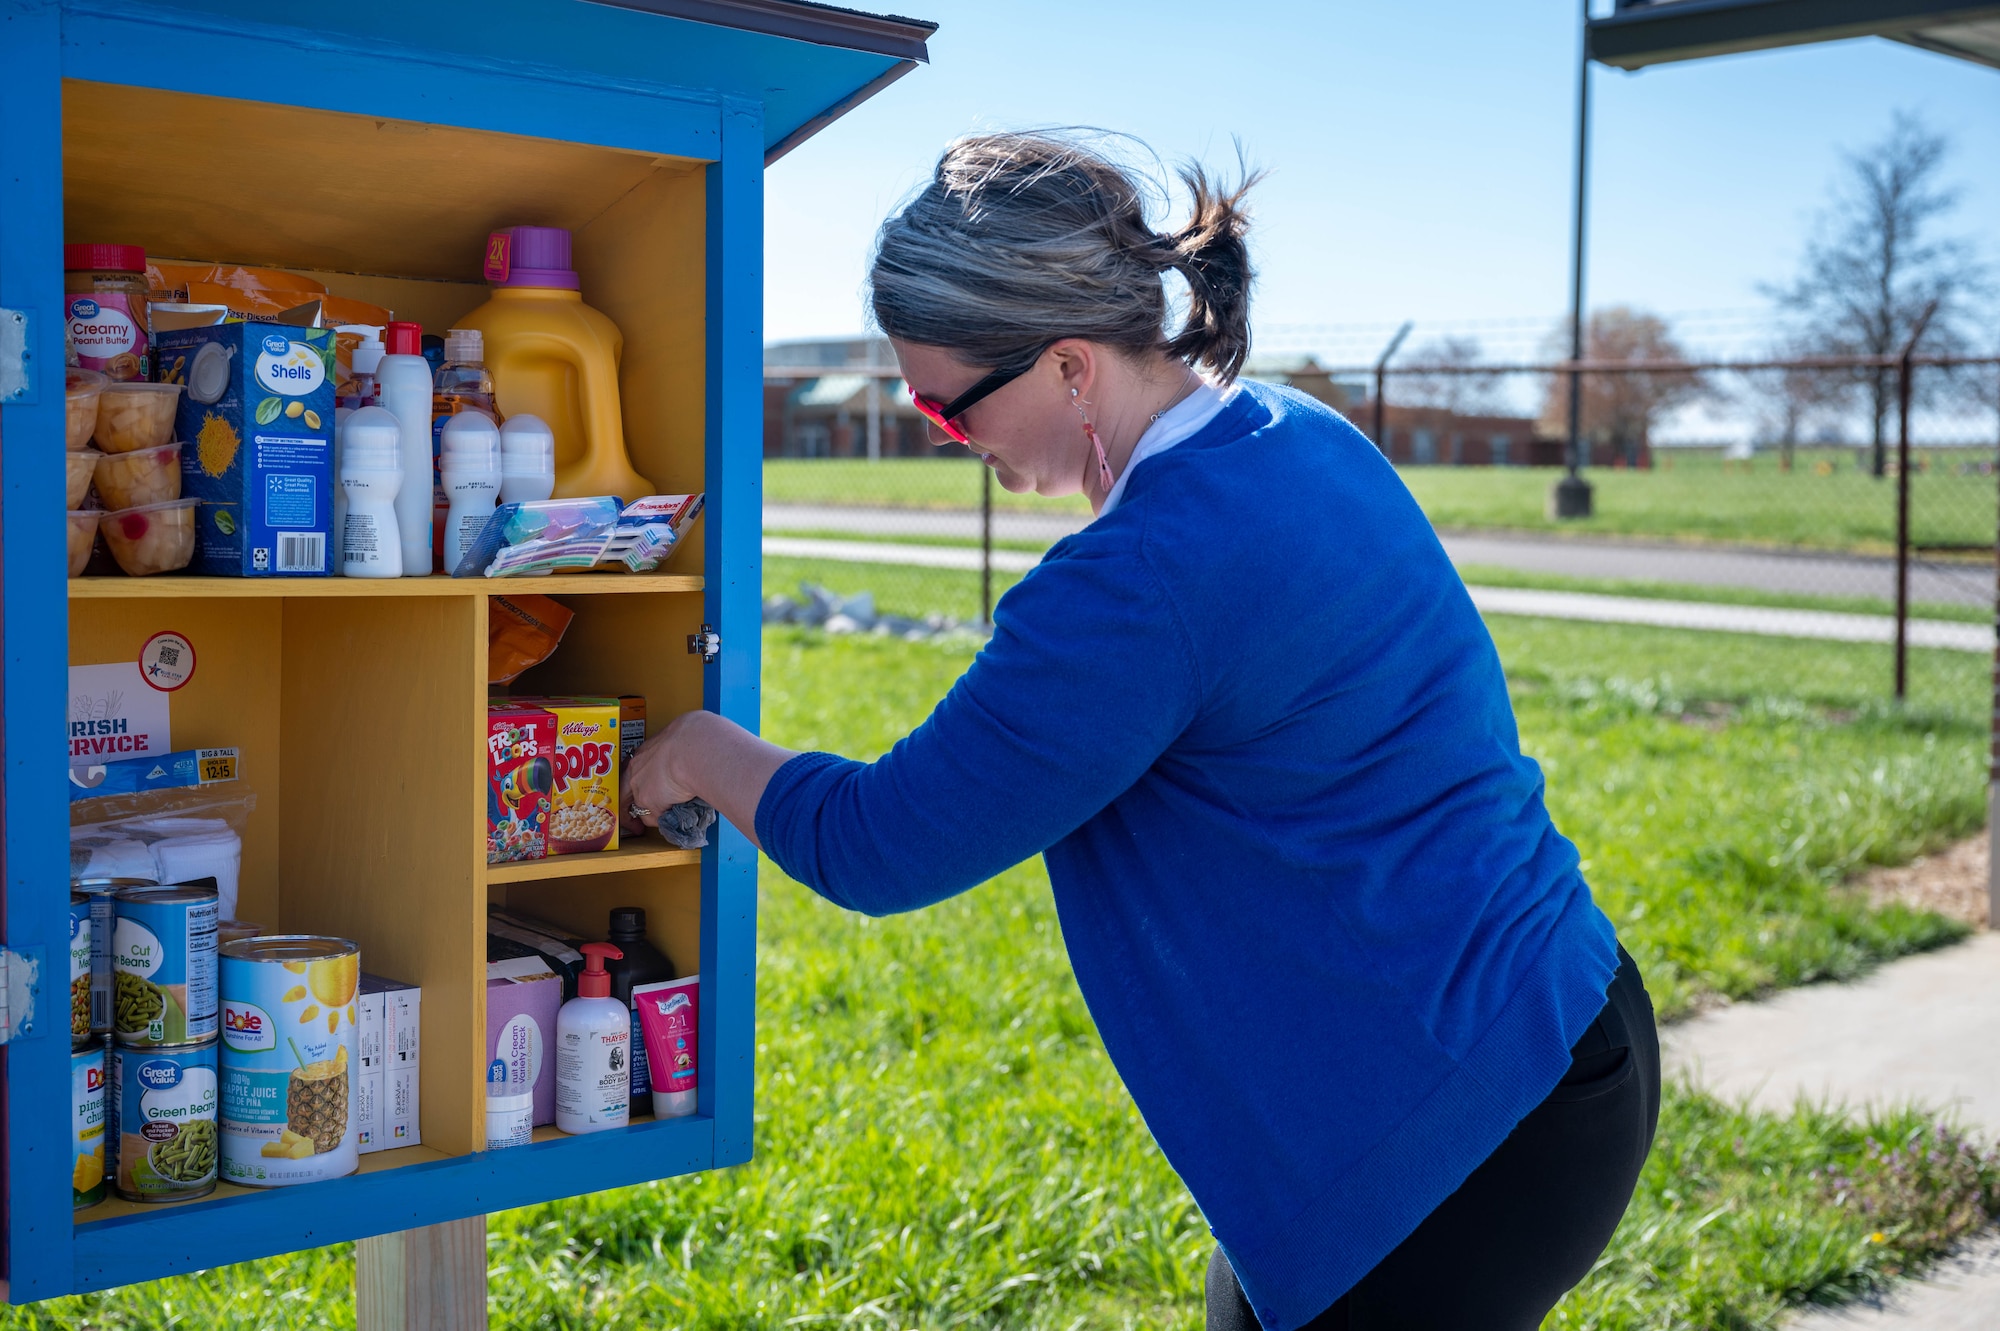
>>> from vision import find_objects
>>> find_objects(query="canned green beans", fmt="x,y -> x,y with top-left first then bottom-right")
73,1041 -> 107,1209
108,1041 -> 218,1202
220,936 -> 360,1187
77,877 -> 152,1038
113,884 -> 218,1047
69,893 -> 91,1047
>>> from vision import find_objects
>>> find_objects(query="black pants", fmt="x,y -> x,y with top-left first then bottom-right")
1206,946 -> 1660,1330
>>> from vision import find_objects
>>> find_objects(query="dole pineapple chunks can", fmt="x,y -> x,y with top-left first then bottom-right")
219,936 -> 359,1186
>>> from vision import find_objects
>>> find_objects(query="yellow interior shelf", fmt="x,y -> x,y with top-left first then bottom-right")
486,843 -> 702,885
69,574 -> 704,599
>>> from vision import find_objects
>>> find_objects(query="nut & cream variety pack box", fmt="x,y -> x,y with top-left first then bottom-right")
156,323 -> 335,577
487,956 -> 562,1127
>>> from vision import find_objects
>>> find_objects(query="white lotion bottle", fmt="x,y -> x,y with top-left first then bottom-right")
499,414 -> 557,503
438,411 -> 502,571
331,326 -> 386,569
377,320 -> 434,576
339,406 -> 403,578
555,942 -> 630,1135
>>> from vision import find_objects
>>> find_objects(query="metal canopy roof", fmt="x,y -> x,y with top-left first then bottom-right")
1589,0 -> 2000,70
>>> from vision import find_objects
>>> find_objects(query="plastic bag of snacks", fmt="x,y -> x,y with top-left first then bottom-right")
488,594 -> 574,686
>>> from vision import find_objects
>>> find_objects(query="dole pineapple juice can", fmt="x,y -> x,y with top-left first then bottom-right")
219,936 -> 360,1187
72,1042 -> 107,1209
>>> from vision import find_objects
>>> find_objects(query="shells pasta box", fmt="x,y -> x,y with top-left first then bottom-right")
157,324 -> 335,576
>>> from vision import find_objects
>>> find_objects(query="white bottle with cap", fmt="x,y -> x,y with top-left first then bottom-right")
499,414 -> 557,503
339,406 -> 404,578
439,411 -> 502,571
377,321 -> 434,576
332,325 -> 387,569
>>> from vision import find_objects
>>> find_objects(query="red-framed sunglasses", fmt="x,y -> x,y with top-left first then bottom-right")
908,345 -> 1050,444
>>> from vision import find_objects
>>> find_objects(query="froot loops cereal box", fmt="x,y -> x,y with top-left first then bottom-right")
487,705 -> 555,864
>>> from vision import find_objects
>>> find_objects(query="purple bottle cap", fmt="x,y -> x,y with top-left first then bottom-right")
484,226 -> 580,290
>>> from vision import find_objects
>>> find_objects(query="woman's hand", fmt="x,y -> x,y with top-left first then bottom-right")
620,714 -> 701,837
618,711 -> 798,850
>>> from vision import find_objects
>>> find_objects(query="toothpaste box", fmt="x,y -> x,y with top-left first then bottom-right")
487,956 -> 562,1127
156,323 -> 335,577
356,973 -> 421,1154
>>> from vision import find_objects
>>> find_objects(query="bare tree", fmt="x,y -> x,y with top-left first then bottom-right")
1746,338 -> 1849,471
1767,112 -> 1987,476
1400,335 -> 1501,418
1539,307 -> 1702,466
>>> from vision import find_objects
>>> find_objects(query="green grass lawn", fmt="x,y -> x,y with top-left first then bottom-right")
18,622 -> 1995,1330
766,450 -> 1999,555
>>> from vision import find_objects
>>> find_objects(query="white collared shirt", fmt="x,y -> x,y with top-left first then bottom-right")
1098,379 -> 1232,517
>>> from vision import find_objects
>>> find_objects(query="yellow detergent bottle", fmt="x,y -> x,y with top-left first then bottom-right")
456,227 -> 653,502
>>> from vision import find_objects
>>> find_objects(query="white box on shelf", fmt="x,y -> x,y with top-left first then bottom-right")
358,973 -> 420,1153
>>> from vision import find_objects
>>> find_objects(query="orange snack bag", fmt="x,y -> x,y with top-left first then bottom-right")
488,594 -> 574,686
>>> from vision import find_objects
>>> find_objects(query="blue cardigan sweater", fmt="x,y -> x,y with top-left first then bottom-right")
757,383 -> 1619,1330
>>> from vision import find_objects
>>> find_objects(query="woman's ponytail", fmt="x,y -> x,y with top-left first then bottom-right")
1161,163 -> 1259,384
870,132 -> 1261,383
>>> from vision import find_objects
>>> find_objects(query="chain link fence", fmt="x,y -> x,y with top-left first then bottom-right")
761,352 -> 2000,690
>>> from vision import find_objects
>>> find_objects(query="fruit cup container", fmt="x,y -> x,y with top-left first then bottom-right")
66,448 -> 102,509
66,368 -> 108,452
99,497 -> 197,576
66,511 -> 100,578
93,441 -> 181,511
92,381 -> 184,454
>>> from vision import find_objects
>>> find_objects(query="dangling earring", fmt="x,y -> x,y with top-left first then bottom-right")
1072,387 -> 1115,494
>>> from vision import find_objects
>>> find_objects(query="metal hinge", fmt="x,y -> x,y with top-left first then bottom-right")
0,308 -> 30,404
687,623 -> 721,663
0,947 -> 43,1045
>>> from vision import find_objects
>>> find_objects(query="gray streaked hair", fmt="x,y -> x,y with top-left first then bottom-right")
868,131 -> 1259,383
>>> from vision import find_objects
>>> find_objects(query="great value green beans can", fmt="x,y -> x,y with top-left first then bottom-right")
113,884 -> 218,1048
220,936 -> 359,1187
77,877 -> 152,1038
108,1041 -> 218,1202
69,893 -> 91,1048
72,1041 -> 107,1209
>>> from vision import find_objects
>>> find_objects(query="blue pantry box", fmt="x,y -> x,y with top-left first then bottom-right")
157,323 -> 336,577
0,0 -> 934,1302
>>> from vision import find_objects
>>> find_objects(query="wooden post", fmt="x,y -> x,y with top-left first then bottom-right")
356,1217 -> 489,1331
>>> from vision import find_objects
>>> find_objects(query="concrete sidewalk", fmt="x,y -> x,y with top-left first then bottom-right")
763,536 -> 1989,653
1665,929 -> 2000,1329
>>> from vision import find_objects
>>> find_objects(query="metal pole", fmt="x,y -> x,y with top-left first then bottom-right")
980,462 -> 994,626
1372,321 -> 1414,453
1895,354 -> 1911,700
1991,411 -> 2000,926
1893,302 -> 1938,701
1552,0 -> 1595,519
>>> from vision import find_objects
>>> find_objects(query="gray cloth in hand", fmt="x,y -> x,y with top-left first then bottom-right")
654,798 -> 718,850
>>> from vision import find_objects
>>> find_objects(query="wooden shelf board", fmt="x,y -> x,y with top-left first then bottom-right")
68,574 -> 703,600
75,1143 -> 453,1227
486,843 -> 702,885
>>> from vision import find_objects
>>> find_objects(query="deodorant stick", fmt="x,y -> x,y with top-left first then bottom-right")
439,411 -> 502,571
339,406 -> 403,578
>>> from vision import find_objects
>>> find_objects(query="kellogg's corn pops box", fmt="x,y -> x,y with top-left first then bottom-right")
513,698 -> 620,855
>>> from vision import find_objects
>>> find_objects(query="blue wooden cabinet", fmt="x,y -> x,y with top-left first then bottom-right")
0,0 -> 929,1301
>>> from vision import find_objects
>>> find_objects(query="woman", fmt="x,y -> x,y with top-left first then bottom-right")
623,132 -> 1661,1331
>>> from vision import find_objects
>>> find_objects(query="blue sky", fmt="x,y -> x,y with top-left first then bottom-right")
764,0 -> 1999,362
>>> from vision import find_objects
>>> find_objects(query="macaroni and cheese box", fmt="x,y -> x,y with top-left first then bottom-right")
157,323 -> 335,577
512,697 -> 620,855
486,705 -> 555,864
